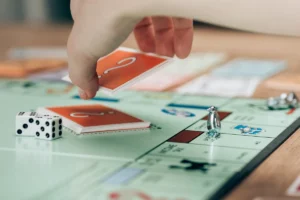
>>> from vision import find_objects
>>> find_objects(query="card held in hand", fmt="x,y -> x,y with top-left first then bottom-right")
62,47 -> 171,94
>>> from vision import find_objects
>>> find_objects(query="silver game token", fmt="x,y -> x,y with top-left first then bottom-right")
286,92 -> 299,108
267,97 -> 280,109
267,92 -> 299,110
207,106 -> 221,139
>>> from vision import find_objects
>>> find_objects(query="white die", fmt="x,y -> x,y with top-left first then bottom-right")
34,115 -> 63,140
15,112 -> 38,136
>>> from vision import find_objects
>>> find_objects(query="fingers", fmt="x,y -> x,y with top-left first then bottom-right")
152,17 -> 175,57
134,17 -> 156,53
172,18 -> 193,58
135,17 -> 193,58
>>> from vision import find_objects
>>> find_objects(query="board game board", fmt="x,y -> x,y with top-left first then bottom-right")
0,81 -> 299,200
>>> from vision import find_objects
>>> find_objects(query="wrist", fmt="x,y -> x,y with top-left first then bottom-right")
121,0 -> 165,18
123,0 -> 191,17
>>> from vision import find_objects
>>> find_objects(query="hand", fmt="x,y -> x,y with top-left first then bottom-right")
67,0 -> 193,100
133,17 -> 193,58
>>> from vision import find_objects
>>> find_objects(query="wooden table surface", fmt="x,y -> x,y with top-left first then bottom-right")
1,23 -> 300,200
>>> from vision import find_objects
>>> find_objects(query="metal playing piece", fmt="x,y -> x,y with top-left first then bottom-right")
267,92 -> 299,110
267,93 -> 289,110
286,92 -> 299,108
205,131 -> 221,141
267,97 -> 280,110
280,93 -> 288,100
207,106 -> 221,139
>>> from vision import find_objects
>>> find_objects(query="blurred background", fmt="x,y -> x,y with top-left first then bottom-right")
0,0 -> 72,23
0,0 -> 207,25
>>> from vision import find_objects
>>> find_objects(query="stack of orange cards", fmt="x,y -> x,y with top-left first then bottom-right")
37,104 -> 150,134
62,47 -> 171,94
0,59 -> 67,78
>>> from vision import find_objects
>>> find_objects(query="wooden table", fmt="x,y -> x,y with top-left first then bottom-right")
1,24 -> 300,200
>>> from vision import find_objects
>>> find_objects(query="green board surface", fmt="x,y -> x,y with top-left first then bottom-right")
0,80 -> 299,200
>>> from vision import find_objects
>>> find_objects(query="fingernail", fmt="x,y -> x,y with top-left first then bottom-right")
78,89 -> 88,100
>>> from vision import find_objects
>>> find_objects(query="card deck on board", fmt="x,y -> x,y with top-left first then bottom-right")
37,104 -> 150,134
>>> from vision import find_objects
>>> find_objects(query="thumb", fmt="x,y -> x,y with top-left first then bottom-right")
67,2 -> 141,99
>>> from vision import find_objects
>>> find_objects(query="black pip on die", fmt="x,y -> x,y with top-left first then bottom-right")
35,115 -> 63,140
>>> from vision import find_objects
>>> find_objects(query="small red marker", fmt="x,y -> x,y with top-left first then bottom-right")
287,108 -> 296,115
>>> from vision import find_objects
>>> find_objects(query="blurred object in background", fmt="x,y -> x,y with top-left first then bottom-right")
8,47 -> 67,60
0,0 -> 72,23
0,0 -> 206,26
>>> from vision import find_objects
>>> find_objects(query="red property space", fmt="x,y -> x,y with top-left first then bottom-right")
168,130 -> 204,143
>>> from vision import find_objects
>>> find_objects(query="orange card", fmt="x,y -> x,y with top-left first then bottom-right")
37,104 -> 150,134
63,47 -> 170,94
0,59 -> 67,78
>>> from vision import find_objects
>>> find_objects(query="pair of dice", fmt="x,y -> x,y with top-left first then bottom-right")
16,112 -> 63,140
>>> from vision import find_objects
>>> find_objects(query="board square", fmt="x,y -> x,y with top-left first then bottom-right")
37,104 -> 150,134
168,130 -> 204,143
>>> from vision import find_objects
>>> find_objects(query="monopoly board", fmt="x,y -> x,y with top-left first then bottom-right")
0,79 -> 299,200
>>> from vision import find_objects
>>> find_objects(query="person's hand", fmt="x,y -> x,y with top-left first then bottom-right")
133,17 -> 193,58
67,0 -> 193,100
